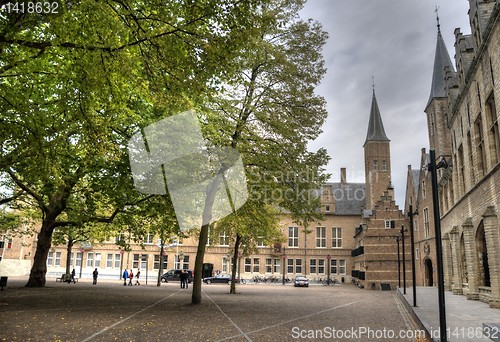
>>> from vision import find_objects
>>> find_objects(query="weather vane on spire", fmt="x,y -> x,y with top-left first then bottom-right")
435,5 -> 441,36
372,75 -> 375,94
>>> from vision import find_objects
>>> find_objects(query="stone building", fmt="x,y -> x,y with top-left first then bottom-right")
351,90 -> 410,290
405,0 -> 500,308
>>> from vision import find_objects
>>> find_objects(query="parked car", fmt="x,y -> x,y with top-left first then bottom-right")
203,273 -> 236,284
294,276 -> 309,287
161,269 -> 193,283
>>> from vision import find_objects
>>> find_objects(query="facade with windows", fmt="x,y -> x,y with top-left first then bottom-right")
405,0 -> 500,308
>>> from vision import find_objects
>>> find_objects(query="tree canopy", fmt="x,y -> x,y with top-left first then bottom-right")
0,0 -> 273,287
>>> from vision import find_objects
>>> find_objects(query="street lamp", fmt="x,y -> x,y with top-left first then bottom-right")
401,225 -> 407,295
79,248 -> 85,279
119,249 -> 125,280
428,149 -> 448,342
282,246 -> 287,285
396,236 -> 401,288
326,254 -> 331,285
408,205 -> 418,307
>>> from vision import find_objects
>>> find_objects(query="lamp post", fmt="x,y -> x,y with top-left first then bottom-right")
238,252 -> 242,283
282,253 -> 287,285
119,249 -> 125,280
396,236 -> 401,288
401,225 -> 407,295
408,205 -> 418,307
428,149 -> 448,342
79,248 -> 84,279
326,254 -> 331,285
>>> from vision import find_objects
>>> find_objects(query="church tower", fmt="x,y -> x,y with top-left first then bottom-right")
424,14 -> 454,158
364,89 -> 391,210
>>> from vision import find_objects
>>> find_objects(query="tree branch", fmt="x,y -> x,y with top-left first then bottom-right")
6,169 -> 48,212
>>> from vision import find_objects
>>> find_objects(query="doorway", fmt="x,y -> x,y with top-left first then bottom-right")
425,258 -> 433,286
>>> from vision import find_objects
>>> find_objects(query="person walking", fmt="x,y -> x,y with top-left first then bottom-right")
128,269 -> 133,286
71,268 -> 76,284
135,269 -> 141,286
92,268 -> 98,285
123,269 -> 129,286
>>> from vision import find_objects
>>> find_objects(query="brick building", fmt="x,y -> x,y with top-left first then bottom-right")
351,90 -> 410,290
405,0 -> 500,308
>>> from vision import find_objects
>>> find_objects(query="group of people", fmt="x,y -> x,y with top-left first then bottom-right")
180,269 -> 189,289
123,269 -> 141,286
67,268 -> 98,284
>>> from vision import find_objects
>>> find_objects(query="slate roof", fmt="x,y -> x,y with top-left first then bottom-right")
322,182 -> 365,215
364,91 -> 390,146
426,26 -> 456,109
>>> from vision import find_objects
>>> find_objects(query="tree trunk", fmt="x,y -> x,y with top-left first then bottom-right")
157,243 -> 164,287
192,172 -> 224,304
25,219 -> 55,287
65,239 -> 74,275
230,234 -> 241,294
192,223 -> 210,304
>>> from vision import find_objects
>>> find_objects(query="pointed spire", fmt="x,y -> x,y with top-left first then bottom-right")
426,8 -> 455,109
364,88 -> 390,146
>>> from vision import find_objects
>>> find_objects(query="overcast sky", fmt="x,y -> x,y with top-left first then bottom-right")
300,0 -> 471,209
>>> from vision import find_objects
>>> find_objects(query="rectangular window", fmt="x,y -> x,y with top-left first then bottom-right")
115,234 -> 124,244
467,132 -> 475,185
182,255 -> 189,270
133,254 -> 140,269
218,230 -> 229,246
325,205 -> 330,212
415,248 -> 419,261
55,252 -> 61,266
318,259 -> 325,274
253,258 -> 260,273
332,227 -> 342,248
94,253 -> 101,268
382,160 -> 387,171
339,259 -> 346,275
486,94 -> 500,166
114,253 -> 121,268
288,226 -> 299,247
222,257 -> 229,273
144,233 -> 154,244
423,208 -> 430,238
316,227 -> 326,248
107,254 -> 113,268
265,258 -> 272,273
287,259 -> 294,273
257,236 -> 266,247
331,259 -> 338,274
385,220 -> 396,229
475,115 -> 487,176
86,252 -> 94,267
295,259 -> 302,274
47,251 -> 54,266
458,144 -> 466,193
273,258 -> 280,273
154,255 -> 168,270
245,258 -> 252,273
310,259 -> 317,274
373,160 -> 378,170
76,252 -> 82,267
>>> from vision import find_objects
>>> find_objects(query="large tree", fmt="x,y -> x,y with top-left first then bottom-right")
190,0 -> 330,304
0,0 -> 270,287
